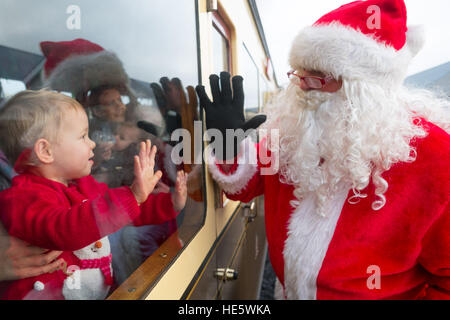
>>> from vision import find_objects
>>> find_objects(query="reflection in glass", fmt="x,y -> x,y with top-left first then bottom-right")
0,79 -> 26,99
212,25 -> 230,74
240,43 -> 260,118
259,74 -> 269,112
0,0 -> 204,299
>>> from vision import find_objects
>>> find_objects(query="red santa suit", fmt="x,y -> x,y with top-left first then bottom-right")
206,0 -> 449,300
208,118 -> 449,299
0,172 -> 179,300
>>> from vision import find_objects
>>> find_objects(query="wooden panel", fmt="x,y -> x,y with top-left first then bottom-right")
107,231 -> 184,300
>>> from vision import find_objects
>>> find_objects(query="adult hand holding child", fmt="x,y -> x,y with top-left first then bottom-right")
0,232 -> 63,281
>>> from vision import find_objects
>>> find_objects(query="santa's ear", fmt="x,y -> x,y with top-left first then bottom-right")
33,138 -> 54,164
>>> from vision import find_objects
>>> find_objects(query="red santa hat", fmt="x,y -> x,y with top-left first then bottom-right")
289,0 -> 425,85
40,38 -> 133,100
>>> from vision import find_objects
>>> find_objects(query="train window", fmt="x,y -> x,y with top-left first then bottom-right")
240,43 -> 260,118
0,0 -> 205,299
212,12 -> 231,74
259,74 -> 269,112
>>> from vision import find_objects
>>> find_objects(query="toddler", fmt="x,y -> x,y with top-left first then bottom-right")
0,90 -> 187,299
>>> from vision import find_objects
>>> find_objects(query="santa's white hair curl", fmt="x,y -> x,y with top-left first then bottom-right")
261,80 -> 449,216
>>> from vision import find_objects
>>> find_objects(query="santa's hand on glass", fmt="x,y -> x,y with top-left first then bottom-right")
149,77 -> 184,136
195,72 -> 266,160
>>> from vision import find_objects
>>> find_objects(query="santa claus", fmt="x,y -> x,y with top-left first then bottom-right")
196,0 -> 449,299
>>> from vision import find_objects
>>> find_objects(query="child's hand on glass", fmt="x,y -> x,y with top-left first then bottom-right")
130,140 -> 162,205
153,181 -> 170,194
172,170 -> 188,212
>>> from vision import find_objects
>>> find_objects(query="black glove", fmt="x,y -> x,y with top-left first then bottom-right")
151,77 -> 183,135
195,71 -> 266,160
137,120 -> 159,136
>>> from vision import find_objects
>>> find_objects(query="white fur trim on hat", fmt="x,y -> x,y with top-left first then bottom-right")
405,25 -> 426,57
289,22 -> 425,85
44,51 -> 130,95
206,138 -> 259,195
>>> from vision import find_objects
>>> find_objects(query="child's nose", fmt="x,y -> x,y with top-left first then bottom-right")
89,137 -> 96,149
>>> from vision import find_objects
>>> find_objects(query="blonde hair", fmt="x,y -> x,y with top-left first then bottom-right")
0,89 -> 83,165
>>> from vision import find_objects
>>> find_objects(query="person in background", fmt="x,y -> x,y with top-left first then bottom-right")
0,90 -> 187,299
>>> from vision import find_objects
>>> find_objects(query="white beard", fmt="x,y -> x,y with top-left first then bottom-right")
260,80 -> 448,216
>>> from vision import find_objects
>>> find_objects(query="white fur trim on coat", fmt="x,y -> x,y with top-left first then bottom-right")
206,138 -> 259,195
289,23 -> 425,86
283,181 -> 350,299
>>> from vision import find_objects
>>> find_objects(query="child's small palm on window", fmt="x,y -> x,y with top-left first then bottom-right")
172,170 -> 188,212
130,140 -> 162,205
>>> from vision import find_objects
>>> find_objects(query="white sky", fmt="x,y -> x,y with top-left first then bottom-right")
256,0 -> 450,87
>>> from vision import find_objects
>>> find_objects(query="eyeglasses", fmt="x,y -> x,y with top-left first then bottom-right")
287,70 -> 334,89
104,97 -> 125,108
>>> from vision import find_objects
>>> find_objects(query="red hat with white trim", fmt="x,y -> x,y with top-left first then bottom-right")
289,0 -> 425,85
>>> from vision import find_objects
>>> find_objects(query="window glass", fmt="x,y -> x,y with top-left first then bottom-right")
0,79 -> 26,99
240,43 -> 260,118
259,74 -> 269,111
212,27 -> 230,74
0,0 -> 204,299
212,15 -> 230,75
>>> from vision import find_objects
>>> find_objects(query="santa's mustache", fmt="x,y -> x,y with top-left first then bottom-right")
260,79 -> 432,215
292,85 -> 336,110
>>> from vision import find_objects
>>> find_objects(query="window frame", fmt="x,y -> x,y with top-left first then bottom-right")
212,9 -> 232,73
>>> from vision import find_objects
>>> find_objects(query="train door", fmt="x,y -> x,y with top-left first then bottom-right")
184,0 -> 270,300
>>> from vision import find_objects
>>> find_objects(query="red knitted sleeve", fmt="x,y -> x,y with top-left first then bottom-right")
0,183 -> 141,251
133,192 -> 179,226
